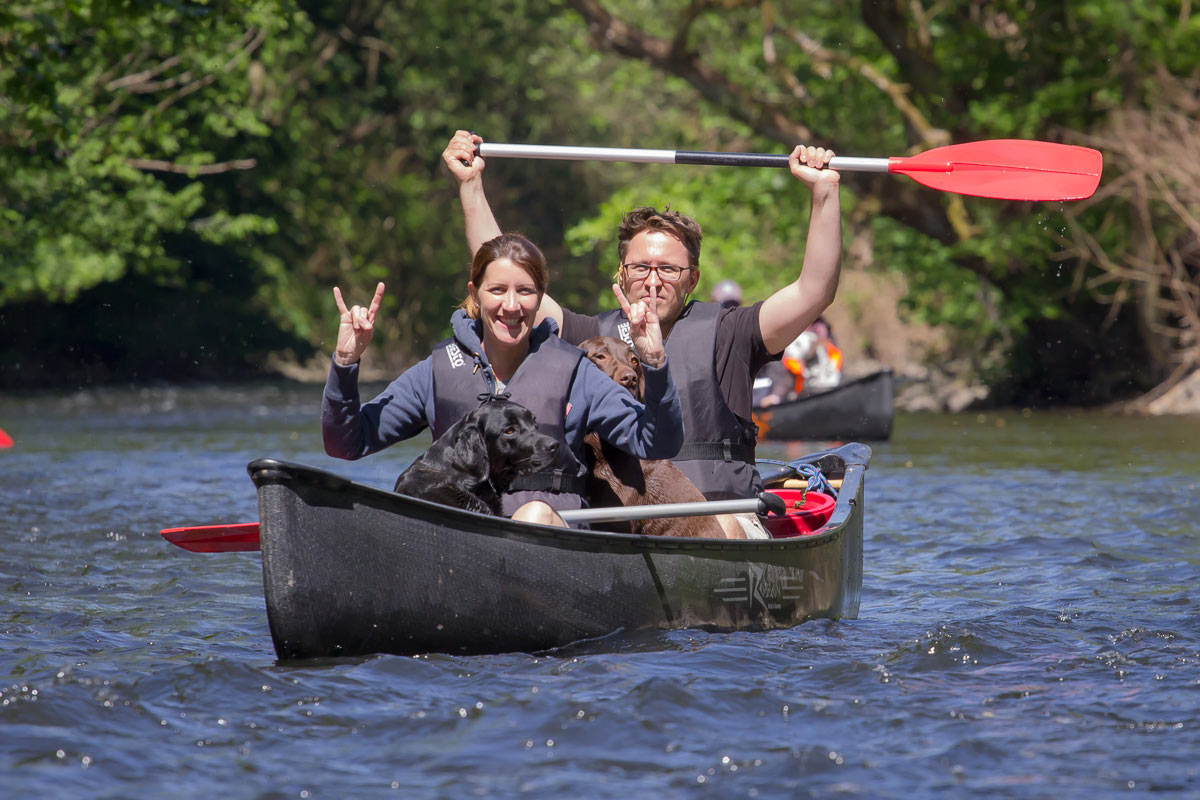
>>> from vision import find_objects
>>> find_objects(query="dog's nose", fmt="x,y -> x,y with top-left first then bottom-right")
617,369 -> 637,389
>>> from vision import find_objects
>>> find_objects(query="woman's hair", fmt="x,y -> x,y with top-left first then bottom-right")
616,206 -> 703,268
459,233 -> 549,318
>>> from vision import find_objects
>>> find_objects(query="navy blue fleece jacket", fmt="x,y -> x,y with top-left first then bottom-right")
322,310 -> 684,465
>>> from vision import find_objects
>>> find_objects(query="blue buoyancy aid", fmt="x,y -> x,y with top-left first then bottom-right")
431,330 -> 588,514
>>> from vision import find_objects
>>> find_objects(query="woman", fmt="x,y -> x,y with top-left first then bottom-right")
321,233 -> 684,526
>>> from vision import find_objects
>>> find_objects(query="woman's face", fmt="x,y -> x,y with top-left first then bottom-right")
469,258 -> 542,348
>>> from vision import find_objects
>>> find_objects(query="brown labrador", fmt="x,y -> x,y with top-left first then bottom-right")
579,336 -> 746,539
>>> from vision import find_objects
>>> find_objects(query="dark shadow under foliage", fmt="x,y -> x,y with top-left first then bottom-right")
0,272 -> 314,390
991,310 -> 1157,409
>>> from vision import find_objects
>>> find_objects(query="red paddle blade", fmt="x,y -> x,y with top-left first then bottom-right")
160,522 -> 261,553
0,427 -> 13,448
889,140 -> 1102,201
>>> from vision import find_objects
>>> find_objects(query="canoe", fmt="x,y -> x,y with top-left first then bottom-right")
249,442 -> 870,659
753,369 -> 894,441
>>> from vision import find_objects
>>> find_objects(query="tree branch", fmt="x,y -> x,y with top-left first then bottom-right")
774,23 -> 950,150
860,0 -> 962,115
127,158 -> 257,175
567,0 -> 811,144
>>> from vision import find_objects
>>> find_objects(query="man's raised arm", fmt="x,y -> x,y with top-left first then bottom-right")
758,144 -> 843,355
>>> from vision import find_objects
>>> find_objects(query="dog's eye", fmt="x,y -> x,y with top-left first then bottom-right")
594,353 -> 607,360
630,355 -> 639,366
504,426 -> 516,435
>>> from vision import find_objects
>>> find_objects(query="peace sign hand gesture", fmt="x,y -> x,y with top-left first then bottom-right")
332,282 -> 386,366
613,283 -> 666,368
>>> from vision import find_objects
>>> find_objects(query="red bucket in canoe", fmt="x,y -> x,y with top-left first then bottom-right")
764,489 -> 836,537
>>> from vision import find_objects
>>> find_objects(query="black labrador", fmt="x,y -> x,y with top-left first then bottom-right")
394,398 -> 559,516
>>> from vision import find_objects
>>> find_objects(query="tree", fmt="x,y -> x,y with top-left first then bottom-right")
560,0 -> 1200,402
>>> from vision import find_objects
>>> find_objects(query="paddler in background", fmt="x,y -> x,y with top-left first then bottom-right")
442,130 -> 843,538
710,279 -> 743,309
754,316 -> 843,407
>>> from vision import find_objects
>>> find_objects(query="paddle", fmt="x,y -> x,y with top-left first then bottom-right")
0,427 -> 12,449
160,522 -> 261,553
476,139 -> 1102,201
160,495 -> 788,553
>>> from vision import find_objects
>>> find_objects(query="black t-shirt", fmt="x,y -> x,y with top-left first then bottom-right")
560,300 -> 780,420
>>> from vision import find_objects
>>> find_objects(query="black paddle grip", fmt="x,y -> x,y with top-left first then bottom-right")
758,491 -> 787,517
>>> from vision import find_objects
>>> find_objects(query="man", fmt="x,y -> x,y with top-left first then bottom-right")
440,131 -> 842,523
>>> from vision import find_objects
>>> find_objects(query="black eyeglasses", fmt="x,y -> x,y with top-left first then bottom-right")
620,263 -> 693,282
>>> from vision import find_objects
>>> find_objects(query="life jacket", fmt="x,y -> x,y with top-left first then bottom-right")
783,337 -> 843,395
596,301 -> 761,501
431,333 -> 588,514
782,353 -> 806,395
807,340 -> 843,392
827,341 -> 843,370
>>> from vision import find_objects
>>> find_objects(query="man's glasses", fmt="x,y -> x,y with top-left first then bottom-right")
621,263 -> 693,283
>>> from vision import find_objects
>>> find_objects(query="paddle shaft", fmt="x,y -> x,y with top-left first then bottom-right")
476,139 -> 1102,202
480,142 -> 888,172
559,496 -> 774,524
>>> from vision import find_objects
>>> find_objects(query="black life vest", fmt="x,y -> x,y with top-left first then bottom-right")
596,301 -> 761,500
431,333 -> 588,514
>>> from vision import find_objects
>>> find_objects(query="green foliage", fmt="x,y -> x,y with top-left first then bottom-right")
2,0 -> 1197,396
560,0 -> 1200,386
0,1 -> 289,306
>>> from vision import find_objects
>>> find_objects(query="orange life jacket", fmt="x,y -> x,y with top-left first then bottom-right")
783,340 -> 842,395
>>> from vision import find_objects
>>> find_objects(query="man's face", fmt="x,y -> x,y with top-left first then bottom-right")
618,230 -> 699,326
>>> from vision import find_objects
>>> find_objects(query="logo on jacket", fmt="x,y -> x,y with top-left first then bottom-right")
616,322 -> 633,346
445,343 -> 465,368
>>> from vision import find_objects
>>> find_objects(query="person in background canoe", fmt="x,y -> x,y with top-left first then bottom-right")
442,131 -> 842,536
754,316 -> 843,407
321,233 -> 684,527
710,279 -> 743,309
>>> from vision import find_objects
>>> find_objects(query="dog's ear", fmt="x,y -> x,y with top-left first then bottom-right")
444,409 -> 491,483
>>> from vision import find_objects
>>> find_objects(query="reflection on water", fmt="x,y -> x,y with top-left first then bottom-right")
2,384 -> 1199,797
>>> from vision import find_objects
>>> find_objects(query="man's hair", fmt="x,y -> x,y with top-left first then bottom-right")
616,206 -> 703,268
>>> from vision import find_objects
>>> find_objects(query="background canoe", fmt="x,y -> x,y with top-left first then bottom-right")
251,443 -> 870,659
754,369 -> 894,441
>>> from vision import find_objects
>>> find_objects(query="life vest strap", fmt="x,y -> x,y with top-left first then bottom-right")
509,470 -> 587,494
673,441 -> 755,464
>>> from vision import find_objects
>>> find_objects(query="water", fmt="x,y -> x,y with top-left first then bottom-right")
2,385 -> 1199,797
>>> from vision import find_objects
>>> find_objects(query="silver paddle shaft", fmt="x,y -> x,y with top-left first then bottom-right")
559,497 -> 770,524
478,142 -> 889,173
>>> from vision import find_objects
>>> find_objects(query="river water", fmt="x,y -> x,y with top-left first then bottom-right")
2,383 -> 1198,797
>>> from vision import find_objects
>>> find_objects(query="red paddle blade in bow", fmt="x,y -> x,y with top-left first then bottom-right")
889,140 -> 1102,201
161,522 -> 261,553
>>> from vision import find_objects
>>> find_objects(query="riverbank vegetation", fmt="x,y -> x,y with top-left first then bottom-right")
2,1 -> 1197,410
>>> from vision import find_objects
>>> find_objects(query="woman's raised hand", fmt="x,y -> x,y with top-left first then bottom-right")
441,130 -> 485,185
332,282 -> 385,366
614,283 -> 666,368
